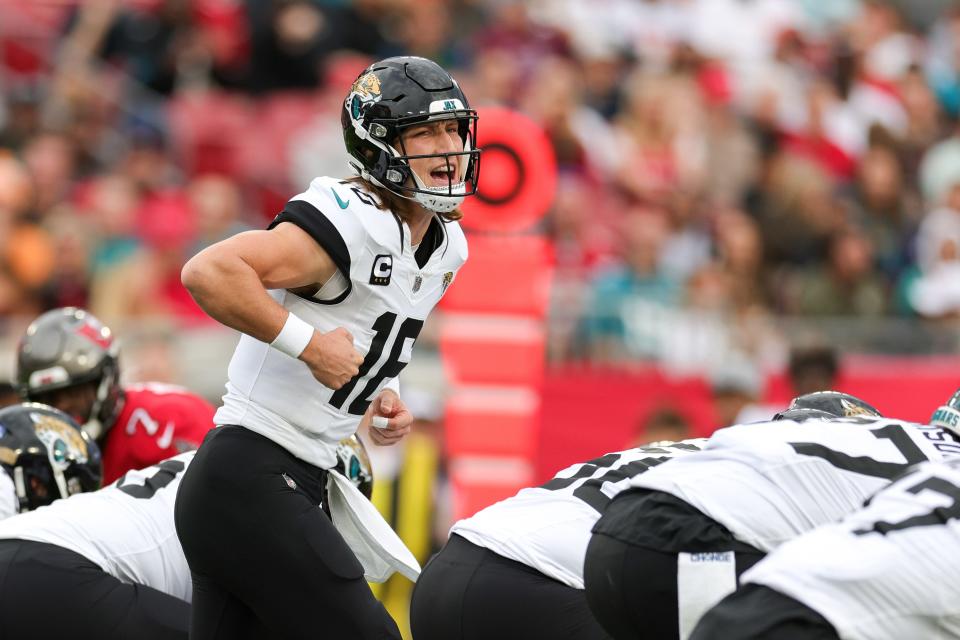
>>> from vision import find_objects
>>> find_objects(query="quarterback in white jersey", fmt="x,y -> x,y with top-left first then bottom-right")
176,56 -> 479,640
410,440 -> 705,640
694,458 -> 960,640
583,391 -> 960,640
0,452 -> 194,639
215,174 -> 467,468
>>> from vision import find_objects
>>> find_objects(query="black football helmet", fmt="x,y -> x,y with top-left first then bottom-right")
341,56 -> 480,213
16,308 -> 123,442
0,403 -> 102,512
774,391 -> 882,422
930,388 -> 960,439
334,434 -> 374,500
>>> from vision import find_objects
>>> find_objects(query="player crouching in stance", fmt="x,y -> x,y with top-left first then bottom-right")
175,56 -> 478,640
0,430 -> 374,640
582,391 -> 960,640
411,438 -> 707,640
691,393 -> 960,640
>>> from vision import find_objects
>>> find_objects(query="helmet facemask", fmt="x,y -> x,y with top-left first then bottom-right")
352,111 -> 480,214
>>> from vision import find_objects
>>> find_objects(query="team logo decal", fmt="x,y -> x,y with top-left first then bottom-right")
370,254 -> 393,286
348,73 -> 383,122
441,271 -> 454,295
75,321 -> 113,350
30,412 -> 89,464
840,398 -> 872,417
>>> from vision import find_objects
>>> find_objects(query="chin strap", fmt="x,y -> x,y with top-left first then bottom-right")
409,170 -> 465,213
82,418 -> 104,442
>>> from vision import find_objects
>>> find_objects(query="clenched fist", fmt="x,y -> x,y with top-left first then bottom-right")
367,389 -> 413,446
299,327 -> 364,389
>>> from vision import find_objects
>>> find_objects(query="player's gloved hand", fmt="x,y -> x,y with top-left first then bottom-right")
367,389 -> 413,446
301,327 -> 364,389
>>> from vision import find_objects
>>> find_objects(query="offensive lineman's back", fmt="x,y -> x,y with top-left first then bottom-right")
629,416 -> 960,550
0,451 -> 194,601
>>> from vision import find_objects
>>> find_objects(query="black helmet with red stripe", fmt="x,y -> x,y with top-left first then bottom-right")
15,308 -> 122,442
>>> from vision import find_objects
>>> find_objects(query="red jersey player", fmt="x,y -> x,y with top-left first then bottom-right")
15,308 -> 215,484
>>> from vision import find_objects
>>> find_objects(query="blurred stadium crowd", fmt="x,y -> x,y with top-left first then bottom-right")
3,0 -> 960,376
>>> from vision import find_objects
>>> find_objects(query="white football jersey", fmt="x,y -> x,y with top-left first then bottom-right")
742,458 -> 960,640
216,176 -> 468,467
0,469 -> 16,521
452,440 -> 707,588
0,452 -> 194,602
630,417 -> 960,551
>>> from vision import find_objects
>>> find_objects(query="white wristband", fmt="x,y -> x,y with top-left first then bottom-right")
270,312 -> 314,359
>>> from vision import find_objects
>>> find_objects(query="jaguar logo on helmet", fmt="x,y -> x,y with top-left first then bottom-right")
31,411 -> 89,464
840,398 -> 874,417
351,73 -> 381,100
348,72 -> 383,122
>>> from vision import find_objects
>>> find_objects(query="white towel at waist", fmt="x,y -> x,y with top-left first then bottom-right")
326,468 -> 421,583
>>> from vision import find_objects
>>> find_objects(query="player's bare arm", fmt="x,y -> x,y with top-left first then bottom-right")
182,222 -> 364,389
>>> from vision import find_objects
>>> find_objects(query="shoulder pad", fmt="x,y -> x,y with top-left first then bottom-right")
269,176 -> 370,276
442,220 -> 469,266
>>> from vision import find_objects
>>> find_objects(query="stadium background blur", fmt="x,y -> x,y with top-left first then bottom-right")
3,0 -> 960,634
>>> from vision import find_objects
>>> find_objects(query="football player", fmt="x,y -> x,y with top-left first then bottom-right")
410,439 -> 706,640
0,402 -> 101,519
583,391 -> 960,640
16,307 -> 216,483
691,392 -> 960,640
692,458 -> 960,639
0,433 -> 374,640
175,56 -> 478,640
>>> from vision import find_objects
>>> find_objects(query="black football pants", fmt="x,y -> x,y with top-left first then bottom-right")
0,539 -> 189,639
584,490 -> 766,640
174,425 -> 401,640
410,534 -> 612,640
690,584 -> 841,640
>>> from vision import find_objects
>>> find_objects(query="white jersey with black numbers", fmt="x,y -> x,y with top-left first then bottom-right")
452,439 -> 707,588
215,176 -> 468,468
743,458 -> 960,640
0,452 -> 194,602
630,417 -> 960,552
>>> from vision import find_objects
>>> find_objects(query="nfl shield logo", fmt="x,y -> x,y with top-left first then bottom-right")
412,274 -> 423,293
